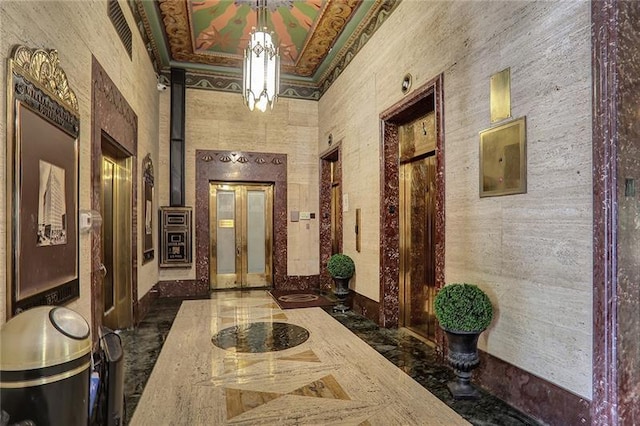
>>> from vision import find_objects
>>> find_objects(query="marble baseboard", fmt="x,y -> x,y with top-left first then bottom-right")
476,350 -> 591,425
156,279 -> 209,298
135,285 -> 159,325
275,275 -> 320,291
156,276 -> 322,297
351,292 -> 380,325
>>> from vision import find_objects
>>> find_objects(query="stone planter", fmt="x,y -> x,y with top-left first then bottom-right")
443,328 -> 483,400
331,276 -> 350,312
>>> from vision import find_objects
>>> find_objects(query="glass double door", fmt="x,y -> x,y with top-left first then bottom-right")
400,155 -> 437,341
209,183 -> 273,289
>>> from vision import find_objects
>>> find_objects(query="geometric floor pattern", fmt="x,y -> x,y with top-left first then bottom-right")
130,291 -> 470,425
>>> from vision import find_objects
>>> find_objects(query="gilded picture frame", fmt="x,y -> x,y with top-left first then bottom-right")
142,153 -> 154,263
479,117 -> 527,197
6,46 -> 80,317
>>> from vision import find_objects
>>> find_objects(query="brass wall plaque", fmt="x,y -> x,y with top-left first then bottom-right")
490,68 -> 511,123
479,117 -> 526,197
219,219 -> 235,228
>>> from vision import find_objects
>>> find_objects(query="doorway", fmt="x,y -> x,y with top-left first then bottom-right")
320,146 -> 342,291
100,143 -> 133,330
400,154 -> 437,341
209,182 -> 273,289
379,74 -> 444,330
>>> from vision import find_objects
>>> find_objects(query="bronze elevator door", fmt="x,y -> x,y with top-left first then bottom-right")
101,153 -> 133,330
400,155 -> 437,341
209,183 -> 273,289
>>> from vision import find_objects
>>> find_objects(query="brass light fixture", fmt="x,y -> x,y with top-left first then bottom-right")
243,0 -> 280,112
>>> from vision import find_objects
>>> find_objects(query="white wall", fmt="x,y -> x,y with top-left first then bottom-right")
157,90 -> 320,282
319,0 -> 593,399
0,0 -> 160,324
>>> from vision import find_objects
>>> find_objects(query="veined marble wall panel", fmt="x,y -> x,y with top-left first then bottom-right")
157,90 -> 319,282
0,0 -> 160,324
319,57 -> 381,302
319,0 -> 592,398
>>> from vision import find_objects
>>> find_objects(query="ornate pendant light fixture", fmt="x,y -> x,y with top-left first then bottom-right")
243,0 -> 280,112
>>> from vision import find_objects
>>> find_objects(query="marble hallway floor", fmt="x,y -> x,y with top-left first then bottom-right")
121,291 -> 541,425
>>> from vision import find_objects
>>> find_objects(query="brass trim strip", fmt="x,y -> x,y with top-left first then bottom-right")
0,362 -> 90,388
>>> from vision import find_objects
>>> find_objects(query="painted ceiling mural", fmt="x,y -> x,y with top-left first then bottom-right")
130,0 -> 401,99
191,0 -> 324,65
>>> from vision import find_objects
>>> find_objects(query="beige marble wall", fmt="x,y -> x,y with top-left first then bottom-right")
157,90 -> 319,282
0,0 -> 160,324
319,1 -> 593,399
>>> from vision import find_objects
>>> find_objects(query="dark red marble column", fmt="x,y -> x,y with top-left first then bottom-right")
591,1 -> 640,424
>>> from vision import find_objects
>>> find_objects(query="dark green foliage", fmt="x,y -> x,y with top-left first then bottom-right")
327,254 -> 355,278
434,283 -> 493,332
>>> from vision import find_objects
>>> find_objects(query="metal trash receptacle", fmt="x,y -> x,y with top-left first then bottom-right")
0,306 -> 91,425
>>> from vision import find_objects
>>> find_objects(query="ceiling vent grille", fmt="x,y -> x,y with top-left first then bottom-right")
108,0 -> 132,58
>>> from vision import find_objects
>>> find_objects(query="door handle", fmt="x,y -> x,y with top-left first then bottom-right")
99,263 -> 107,277
236,246 -> 241,257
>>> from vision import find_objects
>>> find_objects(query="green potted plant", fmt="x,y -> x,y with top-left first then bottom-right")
327,254 -> 355,312
434,283 -> 493,400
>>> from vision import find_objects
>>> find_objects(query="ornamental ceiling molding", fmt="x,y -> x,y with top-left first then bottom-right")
129,0 -> 162,73
293,0 -> 359,77
159,69 -> 321,100
129,0 -> 401,100
318,0 -> 400,94
10,45 -> 79,112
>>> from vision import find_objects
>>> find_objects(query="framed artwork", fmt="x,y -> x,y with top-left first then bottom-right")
142,153 -> 154,263
479,117 -> 526,197
6,46 -> 80,316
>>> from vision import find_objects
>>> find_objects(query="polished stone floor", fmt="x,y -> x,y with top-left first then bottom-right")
120,292 -> 540,425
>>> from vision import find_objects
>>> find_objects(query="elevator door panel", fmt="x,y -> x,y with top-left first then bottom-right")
400,155 -> 436,341
210,183 -> 273,289
101,154 -> 132,330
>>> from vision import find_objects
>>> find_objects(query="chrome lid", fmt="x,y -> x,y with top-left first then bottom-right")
0,306 -> 91,371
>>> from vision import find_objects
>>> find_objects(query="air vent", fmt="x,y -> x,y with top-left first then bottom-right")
108,0 -> 132,58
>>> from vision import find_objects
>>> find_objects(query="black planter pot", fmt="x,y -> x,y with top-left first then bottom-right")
331,276 -> 350,312
443,328 -> 483,400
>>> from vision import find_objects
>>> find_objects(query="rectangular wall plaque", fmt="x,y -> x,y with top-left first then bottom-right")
479,117 -> 527,197
490,68 -> 511,123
